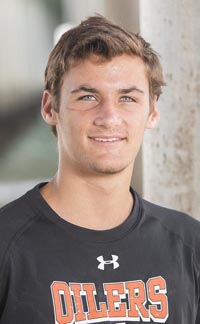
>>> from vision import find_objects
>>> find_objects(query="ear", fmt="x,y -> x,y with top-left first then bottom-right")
41,90 -> 58,126
145,97 -> 160,129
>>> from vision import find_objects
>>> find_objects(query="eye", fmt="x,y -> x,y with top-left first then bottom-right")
78,95 -> 97,101
120,96 -> 136,102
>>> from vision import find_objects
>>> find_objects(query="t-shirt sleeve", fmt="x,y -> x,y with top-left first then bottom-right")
0,258 -> 9,316
0,195 -> 34,315
0,212 -> 11,315
195,241 -> 200,323
195,304 -> 200,324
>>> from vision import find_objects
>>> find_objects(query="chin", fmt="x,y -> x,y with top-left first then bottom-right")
89,161 -> 132,175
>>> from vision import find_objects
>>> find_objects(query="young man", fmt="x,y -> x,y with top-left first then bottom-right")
0,15 -> 199,324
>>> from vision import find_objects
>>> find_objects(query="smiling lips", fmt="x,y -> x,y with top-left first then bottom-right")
88,136 -> 126,143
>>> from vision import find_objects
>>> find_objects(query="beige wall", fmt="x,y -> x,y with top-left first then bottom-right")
140,0 -> 200,219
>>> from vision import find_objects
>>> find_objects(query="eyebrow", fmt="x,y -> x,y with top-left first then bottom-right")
118,87 -> 144,94
70,86 -> 144,95
71,86 -> 98,94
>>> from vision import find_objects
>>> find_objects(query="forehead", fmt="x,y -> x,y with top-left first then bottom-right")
62,54 -> 149,91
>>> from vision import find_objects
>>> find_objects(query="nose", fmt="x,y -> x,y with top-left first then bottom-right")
93,99 -> 122,128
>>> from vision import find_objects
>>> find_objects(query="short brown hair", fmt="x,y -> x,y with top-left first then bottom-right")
44,15 -> 165,136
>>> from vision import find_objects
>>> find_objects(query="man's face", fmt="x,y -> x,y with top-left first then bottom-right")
44,54 -> 158,176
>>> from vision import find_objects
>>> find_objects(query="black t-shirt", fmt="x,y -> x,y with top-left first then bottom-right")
0,182 -> 200,323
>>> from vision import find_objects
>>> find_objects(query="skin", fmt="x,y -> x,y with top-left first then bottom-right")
41,54 -> 159,230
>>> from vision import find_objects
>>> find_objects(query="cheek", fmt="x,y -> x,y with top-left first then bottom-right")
128,113 -> 148,134
126,118 -> 148,151
63,115 -> 86,148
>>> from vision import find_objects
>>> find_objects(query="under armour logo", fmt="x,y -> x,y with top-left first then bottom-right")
97,255 -> 119,270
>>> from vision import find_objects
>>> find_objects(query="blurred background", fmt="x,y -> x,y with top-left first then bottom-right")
0,0 -> 199,218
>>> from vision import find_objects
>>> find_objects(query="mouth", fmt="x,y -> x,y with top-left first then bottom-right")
88,136 -> 126,143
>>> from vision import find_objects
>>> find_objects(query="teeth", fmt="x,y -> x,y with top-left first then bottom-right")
94,138 -> 120,142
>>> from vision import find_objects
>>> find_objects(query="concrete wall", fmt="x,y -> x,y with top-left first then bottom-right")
140,0 -> 200,219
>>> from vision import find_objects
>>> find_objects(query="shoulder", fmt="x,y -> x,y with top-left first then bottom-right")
140,197 -> 200,259
141,197 -> 200,233
0,190 -> 38,231
0,189 -> 40,268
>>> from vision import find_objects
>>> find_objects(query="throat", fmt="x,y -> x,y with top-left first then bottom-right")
40,182 -> 134,230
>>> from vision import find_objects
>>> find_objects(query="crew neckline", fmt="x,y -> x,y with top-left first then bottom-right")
26,182 -> 142,243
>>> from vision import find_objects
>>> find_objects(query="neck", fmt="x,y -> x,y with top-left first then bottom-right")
40,165 -> 134,230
